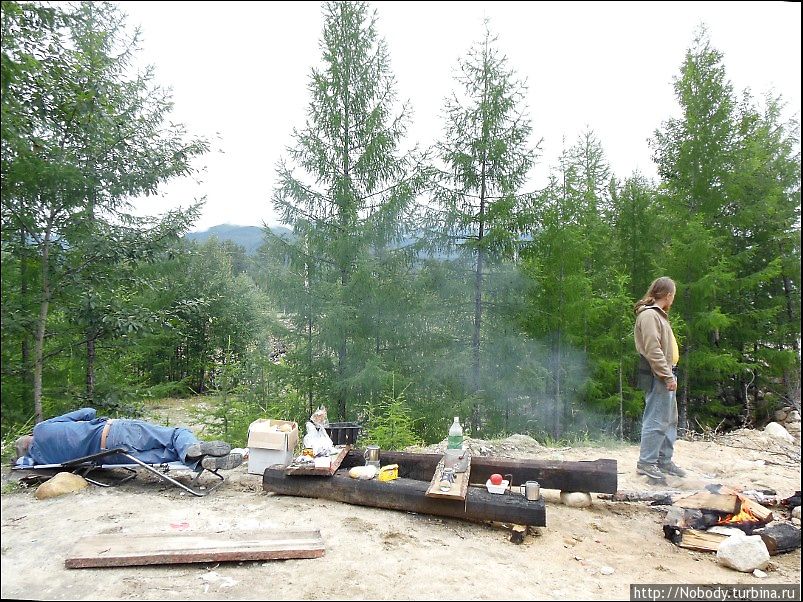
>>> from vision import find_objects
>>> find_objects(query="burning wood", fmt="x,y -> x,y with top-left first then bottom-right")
717,503 -> 767,528
661,486 -> 796,555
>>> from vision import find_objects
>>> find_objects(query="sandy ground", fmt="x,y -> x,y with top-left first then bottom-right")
1,401 -> 800,601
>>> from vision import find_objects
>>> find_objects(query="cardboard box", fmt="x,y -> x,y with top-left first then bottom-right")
247,419 -> 299,475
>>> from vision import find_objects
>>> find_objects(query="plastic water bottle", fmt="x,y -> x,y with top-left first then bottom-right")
447,417 -> 463,456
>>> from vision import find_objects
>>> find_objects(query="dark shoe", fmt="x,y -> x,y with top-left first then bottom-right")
186,440 -> 231,459
201,453 -> 243,471
637,462 -> 665,480
659,462 -> 687,477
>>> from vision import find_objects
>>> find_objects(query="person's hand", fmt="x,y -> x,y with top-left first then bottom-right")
666,379 -> 677,392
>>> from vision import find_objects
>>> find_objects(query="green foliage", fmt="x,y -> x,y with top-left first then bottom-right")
361,383 -> 421,450
0,7 -> 798,447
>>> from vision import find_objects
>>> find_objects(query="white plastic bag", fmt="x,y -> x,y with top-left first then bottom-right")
302,421 -> 333,456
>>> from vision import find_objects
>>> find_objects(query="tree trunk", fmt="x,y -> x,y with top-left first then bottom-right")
470,58 -> 490,434
336,8 -> 351,423
20,228 -> 32,404
33,213 -> 56,424
554,331 -> 563,440
679,346 -> 690,436
307,308 -> 314,418
86,328 -> 97,403
618,356 -> 624,440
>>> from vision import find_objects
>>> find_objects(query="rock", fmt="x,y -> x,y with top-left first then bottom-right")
560,491 -> 593,508
599,566 -> 615,575
35,472 -> 88,500
792,518 -> 801,526
792,506 -> 801,520
763,422 -> 795,442
787,410 -> 801,423
774,409 -> 789,422
753,569 -> 767,578
716,535 -> 770,573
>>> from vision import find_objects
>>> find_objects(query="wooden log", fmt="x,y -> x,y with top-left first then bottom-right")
340,450 -> 617,493
676,529 -> 728,552
509,524 -> 527,544
736,495 -> 773,523
757,523 -> 801,555
262,468 -> 546,526
673,492 -> 740,514
599,490 -> 680,504
65,529 -> 325,568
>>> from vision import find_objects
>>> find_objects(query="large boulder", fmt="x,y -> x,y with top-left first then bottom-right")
35,472 -> 88,500
716,535 -> 770,572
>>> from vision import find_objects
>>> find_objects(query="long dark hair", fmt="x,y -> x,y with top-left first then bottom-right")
634,277 -> 676,313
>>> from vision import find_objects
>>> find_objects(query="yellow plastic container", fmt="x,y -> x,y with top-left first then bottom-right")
377,464 -> 399,482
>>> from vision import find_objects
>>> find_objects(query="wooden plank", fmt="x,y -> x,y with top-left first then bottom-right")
263,468 -> 545,526
673,492 -> 740,514
65,529 -> 325,568
425,451 -> 471,501
284,445 -> 351,476
340,450 -> 617,493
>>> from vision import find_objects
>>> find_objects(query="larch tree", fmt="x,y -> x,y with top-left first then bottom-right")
271,1 -> 422,421
429,22 -> 536,433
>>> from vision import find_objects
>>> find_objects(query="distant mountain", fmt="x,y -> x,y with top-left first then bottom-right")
184,224 -> 291,255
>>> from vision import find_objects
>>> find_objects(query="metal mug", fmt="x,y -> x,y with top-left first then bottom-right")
524,480 -> 540,501
364,445 -> 381,466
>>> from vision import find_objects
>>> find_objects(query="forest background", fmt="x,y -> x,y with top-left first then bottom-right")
1,1 -> 800,451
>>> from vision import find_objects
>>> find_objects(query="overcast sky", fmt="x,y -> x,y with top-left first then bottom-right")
114,1 -> 801,233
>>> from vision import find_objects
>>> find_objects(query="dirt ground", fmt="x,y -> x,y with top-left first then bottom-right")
1,400 -> 800,601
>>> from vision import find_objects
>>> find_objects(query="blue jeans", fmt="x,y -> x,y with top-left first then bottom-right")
638,376 -> 678,465
105,420 -> 200,468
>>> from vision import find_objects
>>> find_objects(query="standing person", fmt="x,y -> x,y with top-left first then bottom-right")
633,277 -> 687,480
13,407 -> 242,471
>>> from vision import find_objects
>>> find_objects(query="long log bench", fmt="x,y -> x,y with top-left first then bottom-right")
262,469 -> 546,526
340,450 -> 618,493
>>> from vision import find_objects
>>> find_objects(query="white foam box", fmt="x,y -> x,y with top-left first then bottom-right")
246,419 -> 299,475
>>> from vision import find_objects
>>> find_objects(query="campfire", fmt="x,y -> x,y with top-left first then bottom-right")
662,485 -> 800,555
717,504 -> 764,529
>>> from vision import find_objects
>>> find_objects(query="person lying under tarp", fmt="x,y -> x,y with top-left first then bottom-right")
13,408 -> 242,471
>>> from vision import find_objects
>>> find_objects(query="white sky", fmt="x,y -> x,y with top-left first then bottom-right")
114,1 -> 802,232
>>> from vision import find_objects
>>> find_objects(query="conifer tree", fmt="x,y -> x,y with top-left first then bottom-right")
271,1 -> 421,420
428,23 -> 536,432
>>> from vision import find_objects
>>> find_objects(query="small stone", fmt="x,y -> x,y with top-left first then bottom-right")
599,566 -> 615,575
791,518 -> 801,526
792,506 -> 801,520
753,569 -> 767,578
